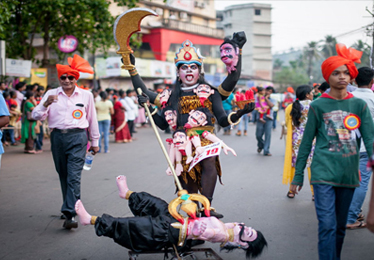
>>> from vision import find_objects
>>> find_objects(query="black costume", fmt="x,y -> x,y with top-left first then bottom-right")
95,192 -> 185,252
129,33 -> 253,208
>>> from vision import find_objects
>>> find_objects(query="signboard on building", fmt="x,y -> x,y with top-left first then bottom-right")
58,35 -> 78,53
30,68 -> 48,86
95,57 -> 175,80
5,59 -> 32,77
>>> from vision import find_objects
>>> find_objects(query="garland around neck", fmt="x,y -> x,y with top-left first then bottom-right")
181,83 -> 199,91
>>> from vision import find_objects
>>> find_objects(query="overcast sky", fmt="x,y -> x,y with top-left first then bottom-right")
215,0 -> 373,53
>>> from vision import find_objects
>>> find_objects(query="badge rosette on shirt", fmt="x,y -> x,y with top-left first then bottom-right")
72,109 -> 83,125
343,114 -> 361,131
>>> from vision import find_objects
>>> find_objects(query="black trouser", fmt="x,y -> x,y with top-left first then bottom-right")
127,120 -> 134,137
95,192 -> 180,252
50,129 -> 87,218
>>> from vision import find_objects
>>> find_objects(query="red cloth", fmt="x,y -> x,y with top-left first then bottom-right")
112,101 -> 131,142
320,92 -> 354,100
56,54 -> 94,80
321,43 -> 362,83
245,89 -> 254,100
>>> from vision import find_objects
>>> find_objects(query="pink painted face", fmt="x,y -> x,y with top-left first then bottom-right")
173,131 -> 187,148
178,64 -> 200,86
231,224 -> 257,248
160,89 -> 171,104
220,43 -> 238,66
193,84 -> 214,99
187,110 -> 207,127
164,109 -> 177,128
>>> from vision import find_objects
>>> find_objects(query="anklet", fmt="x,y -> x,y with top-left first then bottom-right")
90,216 -> 97,225
125,190 -> 133,200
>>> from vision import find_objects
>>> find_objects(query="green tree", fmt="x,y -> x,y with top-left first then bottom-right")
303,41 -> 321,84
321,35 -> 337,59
1,0 -> 139,67
273,65 -> 309,89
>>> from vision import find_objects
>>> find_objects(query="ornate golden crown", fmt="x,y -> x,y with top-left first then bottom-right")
175,40 -> 203,66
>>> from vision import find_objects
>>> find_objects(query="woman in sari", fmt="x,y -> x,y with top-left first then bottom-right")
282,85 -> 315,199
112,95 -> 132,143
21,91 -> 37,154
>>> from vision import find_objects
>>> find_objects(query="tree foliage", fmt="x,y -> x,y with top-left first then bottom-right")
0,0 -> 139,67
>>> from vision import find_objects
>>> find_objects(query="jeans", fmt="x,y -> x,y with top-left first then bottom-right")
2,126 -> 16,144
347,152 -> 372,224
255,117 -> 272,154
98,120 -> 111,153
238,114 -> 248,131
273,111 -> 278,129
251,110 -> 259,123
223,109 -> 232,132
35,124 -> 43,150
313,184 -> 354,260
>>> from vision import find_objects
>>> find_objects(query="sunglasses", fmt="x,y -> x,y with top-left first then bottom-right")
60,75 -> 75,81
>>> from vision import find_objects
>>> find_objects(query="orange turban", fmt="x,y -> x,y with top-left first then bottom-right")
321,43 -> 362,83
56,54 -> 94,80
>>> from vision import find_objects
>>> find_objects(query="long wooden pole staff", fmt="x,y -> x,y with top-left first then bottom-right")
137,89 -> 183,191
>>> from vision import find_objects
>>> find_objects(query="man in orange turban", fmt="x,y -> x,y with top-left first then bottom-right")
290,43 -> 374,259
32,54 -> 99,230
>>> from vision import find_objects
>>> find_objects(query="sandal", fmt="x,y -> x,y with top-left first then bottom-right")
287,191 -> 295,199
346,220 -> 367,230
357,213 -> 365,222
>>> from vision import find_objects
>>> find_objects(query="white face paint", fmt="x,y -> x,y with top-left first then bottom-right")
178,64 -> 199,87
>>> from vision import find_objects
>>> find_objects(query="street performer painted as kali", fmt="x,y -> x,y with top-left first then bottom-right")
127,32 -> 254,219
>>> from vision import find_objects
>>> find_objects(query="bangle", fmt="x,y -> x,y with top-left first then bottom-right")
227,112 -> 241,126
43,102 -> 48,108
129,68 -> 138,76
239,49 -> 242,55
147,107 -> 158,116
176,161 -> 181,164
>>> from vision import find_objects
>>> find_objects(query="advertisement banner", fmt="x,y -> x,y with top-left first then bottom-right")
30,68 -> 48,86
95,57 -> 175,80
6,59 -> 32,77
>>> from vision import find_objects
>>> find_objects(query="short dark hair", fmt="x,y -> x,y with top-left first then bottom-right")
318,82 -> 330,92
118,89 -> 125,97
126,89 -> 134,95
266,86 -> 275,93
99,91 -> 108,100
37,85 -> 45,92
15,82 -> 26,90
356,67 -> 374,87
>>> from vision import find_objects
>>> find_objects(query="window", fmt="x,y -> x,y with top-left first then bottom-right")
255,9 -> 261,15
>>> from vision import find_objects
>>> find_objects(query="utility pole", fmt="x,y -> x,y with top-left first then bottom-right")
366,1 -> 374,68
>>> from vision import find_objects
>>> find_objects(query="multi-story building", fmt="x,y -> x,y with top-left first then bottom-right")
217,3 -> 273,88
100,0 -> 227,90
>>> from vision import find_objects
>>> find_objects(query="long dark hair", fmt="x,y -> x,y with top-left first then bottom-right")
220,224 -> 267,259
290,85 -> 312,127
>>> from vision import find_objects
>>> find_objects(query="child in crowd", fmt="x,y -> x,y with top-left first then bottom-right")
255,87 -> 272,123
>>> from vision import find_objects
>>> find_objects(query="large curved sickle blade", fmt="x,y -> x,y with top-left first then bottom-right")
113,8 -> 158,53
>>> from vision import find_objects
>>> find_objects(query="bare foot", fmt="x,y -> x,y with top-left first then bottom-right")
116,175 -> 129,199
75,200 -> 92,225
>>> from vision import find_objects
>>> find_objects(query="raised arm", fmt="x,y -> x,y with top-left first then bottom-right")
127,55 -> 159,105
218,32 -> 246,100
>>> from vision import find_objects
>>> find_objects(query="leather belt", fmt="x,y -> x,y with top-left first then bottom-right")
53,128 -> 85,134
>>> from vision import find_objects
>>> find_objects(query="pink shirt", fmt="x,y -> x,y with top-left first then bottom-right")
32,86 -> 100,147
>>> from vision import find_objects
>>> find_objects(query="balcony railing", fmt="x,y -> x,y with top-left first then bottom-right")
160,18 -> 224,39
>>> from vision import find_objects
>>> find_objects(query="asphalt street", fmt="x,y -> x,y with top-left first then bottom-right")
0,112 -> 373,260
